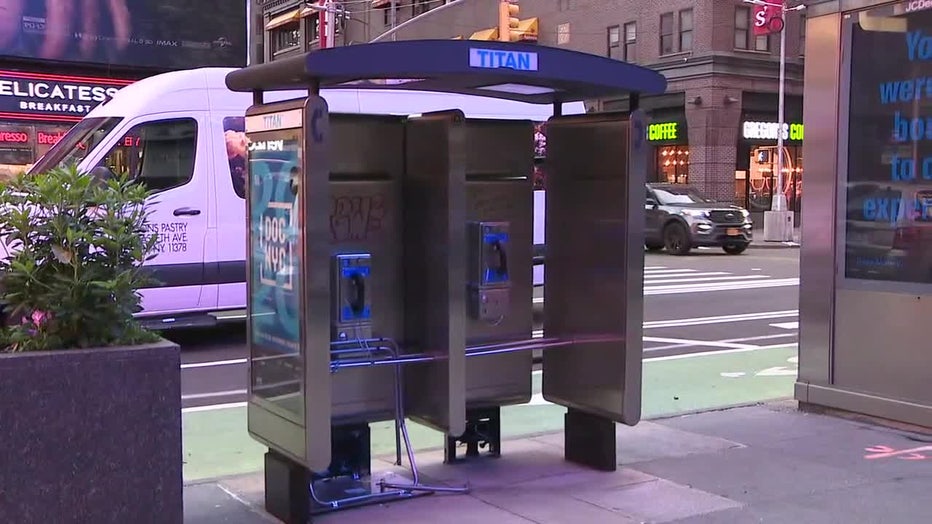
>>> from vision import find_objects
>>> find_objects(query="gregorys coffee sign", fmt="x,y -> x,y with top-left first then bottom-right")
0,70 -> 134,120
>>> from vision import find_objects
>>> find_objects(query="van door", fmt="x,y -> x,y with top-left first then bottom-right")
92,114 -> 210,315
214,114 -> 248,311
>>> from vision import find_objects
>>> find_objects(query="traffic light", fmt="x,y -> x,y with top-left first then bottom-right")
498,0 -> 520,42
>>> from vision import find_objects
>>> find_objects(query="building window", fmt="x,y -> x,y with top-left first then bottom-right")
735,6 -> 770,51
657,146 -> 690,184
624,22 -> 637,62
271,20 -> 300,54
413,0 -> 431,16
608,25 -> 621,58
307,16 -> 320,43
799,13 -> 806,55
660,12 -> 674,55
99,119 -> 198,193
679,9 -> 693,52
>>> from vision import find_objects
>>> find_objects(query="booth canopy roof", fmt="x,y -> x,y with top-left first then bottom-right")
225,40 -> 667,105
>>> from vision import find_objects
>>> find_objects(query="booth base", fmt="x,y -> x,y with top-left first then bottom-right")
264,450 -> 311,524
564,409 -> 617,471
444,406 -> 502,464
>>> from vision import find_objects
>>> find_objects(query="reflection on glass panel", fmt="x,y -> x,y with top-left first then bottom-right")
746,145 -> 802,214
248,128 -> 305,424
844,6 -> 932,284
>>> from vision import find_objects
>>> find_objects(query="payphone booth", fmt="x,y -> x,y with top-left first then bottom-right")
227,39 -> 666,523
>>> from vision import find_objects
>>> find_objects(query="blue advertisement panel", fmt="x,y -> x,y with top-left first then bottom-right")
0,0 -> 245,69
247,124 -> 304,422
844,4 -> 932,284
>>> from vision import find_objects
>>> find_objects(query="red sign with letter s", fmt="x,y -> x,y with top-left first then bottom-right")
753,1 -> 786,36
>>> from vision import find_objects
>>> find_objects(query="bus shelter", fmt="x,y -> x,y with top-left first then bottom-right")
225,39 -> 666,523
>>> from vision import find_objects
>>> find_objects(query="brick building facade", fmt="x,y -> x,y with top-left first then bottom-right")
253,0 -> 806,213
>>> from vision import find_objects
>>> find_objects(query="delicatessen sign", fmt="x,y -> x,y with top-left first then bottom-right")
0,70 -> 133,119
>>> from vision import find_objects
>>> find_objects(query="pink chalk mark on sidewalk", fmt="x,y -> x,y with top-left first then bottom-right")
864,445 -> 932,461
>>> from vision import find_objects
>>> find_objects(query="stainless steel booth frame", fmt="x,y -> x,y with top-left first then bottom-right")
230,39 -> 667,522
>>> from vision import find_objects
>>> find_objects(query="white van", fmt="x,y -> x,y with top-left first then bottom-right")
25,67 -> 582,327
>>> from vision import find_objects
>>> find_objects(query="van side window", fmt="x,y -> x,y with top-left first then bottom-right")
97,118 -> 197,192
223,116 -> 247,199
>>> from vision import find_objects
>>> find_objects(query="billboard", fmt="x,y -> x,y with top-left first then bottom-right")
0,0 -> 246,69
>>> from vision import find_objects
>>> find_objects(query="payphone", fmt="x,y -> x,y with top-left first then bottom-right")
332,253 -> 373,341
468,221 -> 511,322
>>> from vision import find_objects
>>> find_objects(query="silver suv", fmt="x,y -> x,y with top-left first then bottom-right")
645,183 -> 753,255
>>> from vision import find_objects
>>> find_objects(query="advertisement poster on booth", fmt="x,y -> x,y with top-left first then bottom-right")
0,0 -> 245,69
247,123 -> 304,417
844,6 -> 932,284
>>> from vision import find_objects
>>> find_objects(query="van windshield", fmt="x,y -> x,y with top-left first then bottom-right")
28,117 -> 123,175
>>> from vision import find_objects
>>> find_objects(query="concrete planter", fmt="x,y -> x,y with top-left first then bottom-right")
0,338 -> 182,523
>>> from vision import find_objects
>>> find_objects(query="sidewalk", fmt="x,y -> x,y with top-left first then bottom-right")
747,225 -> 801,249
184,400 -> 931,523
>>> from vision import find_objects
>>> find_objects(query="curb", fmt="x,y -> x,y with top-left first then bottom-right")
747,242 -> 800,250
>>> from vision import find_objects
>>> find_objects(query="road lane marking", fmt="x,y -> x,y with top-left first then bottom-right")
644,310 -> 798,328
182,358 -> 247,369
182,389 -> 247,400
644,336 -> 758,349
643,275 -> 769,284
770,321 -> 799,330
646,333 -> 796,351
645,278 -> 799,294
183,401 -> 247,413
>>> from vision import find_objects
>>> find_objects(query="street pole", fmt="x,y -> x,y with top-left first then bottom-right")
774,12 -> 787,213
390,0 -> 397,41
745,0 -> 804,242
325,0 -> 336,48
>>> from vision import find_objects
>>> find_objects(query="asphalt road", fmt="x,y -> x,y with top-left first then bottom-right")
173,247 -> 800,410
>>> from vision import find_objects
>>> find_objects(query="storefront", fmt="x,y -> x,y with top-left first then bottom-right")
647,117 -> 689,184
737,117 -> 804,214
0,69 -> 136,180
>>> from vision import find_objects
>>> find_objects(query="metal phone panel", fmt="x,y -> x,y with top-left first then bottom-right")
797,12 -> 842,392
463,119 -> 534,407
402,110 -> 467,437
541,111 -> 645,425
301,95 -> 334,471
327,114 -> 405,424
244,97 -> 316,467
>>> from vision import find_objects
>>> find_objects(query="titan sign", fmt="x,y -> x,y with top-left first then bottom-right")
0,71 -> 133,119
0,0 -> 245,69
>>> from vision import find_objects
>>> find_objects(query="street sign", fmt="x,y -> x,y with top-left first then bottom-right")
753,1 -> 786,36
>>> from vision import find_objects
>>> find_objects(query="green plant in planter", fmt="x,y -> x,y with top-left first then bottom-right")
0,164 -> 160,352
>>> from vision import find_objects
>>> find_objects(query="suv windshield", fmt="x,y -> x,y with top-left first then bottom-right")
29,117 -> 123,175
652,185 -> 715,205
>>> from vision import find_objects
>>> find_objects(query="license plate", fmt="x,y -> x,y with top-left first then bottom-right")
727,228 -> 740,236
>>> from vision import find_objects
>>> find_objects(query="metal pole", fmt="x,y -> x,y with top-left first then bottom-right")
390,0 -> 397,41
773,8 -> 787,213
326,0 -> 336,47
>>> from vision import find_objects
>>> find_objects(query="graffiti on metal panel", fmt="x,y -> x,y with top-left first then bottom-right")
330,194 -> 386,242
864,445 -> 932,461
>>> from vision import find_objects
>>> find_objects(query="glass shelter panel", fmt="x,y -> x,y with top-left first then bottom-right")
843,6 -> 932,286
247,125 -> 305,425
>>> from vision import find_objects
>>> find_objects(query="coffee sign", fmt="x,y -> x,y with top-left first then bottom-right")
742,121 -> 805,141
0,70 -> 134,120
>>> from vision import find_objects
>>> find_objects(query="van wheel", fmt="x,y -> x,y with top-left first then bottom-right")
723,243 -> 748,255
663,222 -> 691,255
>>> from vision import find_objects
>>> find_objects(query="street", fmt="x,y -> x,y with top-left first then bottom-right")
173,248 -> 800,481
177,248 -> 799,408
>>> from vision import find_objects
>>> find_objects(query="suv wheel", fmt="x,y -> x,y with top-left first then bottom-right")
723,243 -> 748,255
645,243 -> 664,252
663,222 -> 691,255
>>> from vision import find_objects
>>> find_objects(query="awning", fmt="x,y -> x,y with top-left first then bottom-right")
300,6 -> 320,17
265,8 -> 302,31
468,27 -> 499,41
515,18 -> 539,42
371,0 -> 392,7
